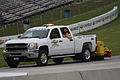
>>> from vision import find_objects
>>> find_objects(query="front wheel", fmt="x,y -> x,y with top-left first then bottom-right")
6,58 -> 19,68
36,50 -> 48,66
81,47 -> 91,62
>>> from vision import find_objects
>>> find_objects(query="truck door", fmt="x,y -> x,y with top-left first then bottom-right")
49,28 -> 65,55
59,27 -> 74,54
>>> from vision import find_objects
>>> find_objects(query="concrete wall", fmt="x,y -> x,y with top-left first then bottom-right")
0,68 -> 120,80
28,71 -> 83,80
0,72 -> 28,80
80,68 -> 120,80
27,68 -> 120,80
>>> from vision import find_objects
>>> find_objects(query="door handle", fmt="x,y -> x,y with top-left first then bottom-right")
59,40 -> 63,42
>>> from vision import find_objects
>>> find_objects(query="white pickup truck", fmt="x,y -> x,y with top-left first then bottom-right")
3,24 -> 97,68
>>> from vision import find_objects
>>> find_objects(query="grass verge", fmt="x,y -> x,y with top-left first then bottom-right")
84,8 -> 120,56
0,48 -> 7,67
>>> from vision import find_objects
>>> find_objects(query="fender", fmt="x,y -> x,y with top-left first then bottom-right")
39,45 -> 49,55
82,42 -> 92,51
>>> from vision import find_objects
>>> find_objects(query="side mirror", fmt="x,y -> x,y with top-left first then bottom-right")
18,34 -> 22,38
18,35 -> 21,38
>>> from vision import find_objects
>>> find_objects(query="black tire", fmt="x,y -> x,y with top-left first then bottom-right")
6,58 -> 19,68
81,46 -> 91,62
36,49 -> 48,66
53,58 -> 63,64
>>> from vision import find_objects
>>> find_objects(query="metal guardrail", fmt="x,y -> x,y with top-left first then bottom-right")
0,35 -> 18,48
69,6 -> 118,35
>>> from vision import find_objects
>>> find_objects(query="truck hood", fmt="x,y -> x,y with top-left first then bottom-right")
5,38 -> 46,44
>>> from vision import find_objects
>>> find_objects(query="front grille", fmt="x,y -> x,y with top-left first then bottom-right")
6,43 -> 28,52
7,50 -> 27,52
11,53 -> 21,55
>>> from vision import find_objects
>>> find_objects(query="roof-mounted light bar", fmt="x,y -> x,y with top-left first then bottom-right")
43,24 -> 54,27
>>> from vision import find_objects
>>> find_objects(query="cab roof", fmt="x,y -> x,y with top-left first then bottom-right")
28,25 -> 69,31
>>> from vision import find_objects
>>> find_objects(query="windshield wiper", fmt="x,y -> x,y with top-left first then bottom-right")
20,37 -> 29,38
31,36 -> 41,38
20,36 -> 41,39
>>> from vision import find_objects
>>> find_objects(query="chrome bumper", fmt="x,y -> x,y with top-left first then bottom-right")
3,49 -> 39,58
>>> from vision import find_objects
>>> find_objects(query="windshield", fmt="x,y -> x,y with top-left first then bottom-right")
21,29 -> 49,38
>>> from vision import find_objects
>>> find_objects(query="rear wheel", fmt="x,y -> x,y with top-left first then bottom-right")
81,46 -> 91,62
36,49 -> 48,66
6,58 -> 19,68
53,58 -> 63,64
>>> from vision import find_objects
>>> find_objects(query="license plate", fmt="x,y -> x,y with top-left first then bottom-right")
14,57 -> 19,61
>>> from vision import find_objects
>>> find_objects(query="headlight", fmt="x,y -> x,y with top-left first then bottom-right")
28,43 -> 38,50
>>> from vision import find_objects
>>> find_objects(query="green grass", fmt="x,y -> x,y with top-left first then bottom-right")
53,3 -> 120,56
84,11 -> 120,56
0,48 -> 7,67
30,0 -> 118,26
54,5 -> 116,25
0,0 -> 118,37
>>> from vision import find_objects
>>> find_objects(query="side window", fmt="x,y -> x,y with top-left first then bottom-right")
50,28 -> 61,39
60,27 -> 71,38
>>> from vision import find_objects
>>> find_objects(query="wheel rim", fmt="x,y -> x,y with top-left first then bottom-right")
41,53 -> 47,64
84,49 -> 90,60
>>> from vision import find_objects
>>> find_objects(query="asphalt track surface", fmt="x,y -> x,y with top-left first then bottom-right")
0,56 -> 120,75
